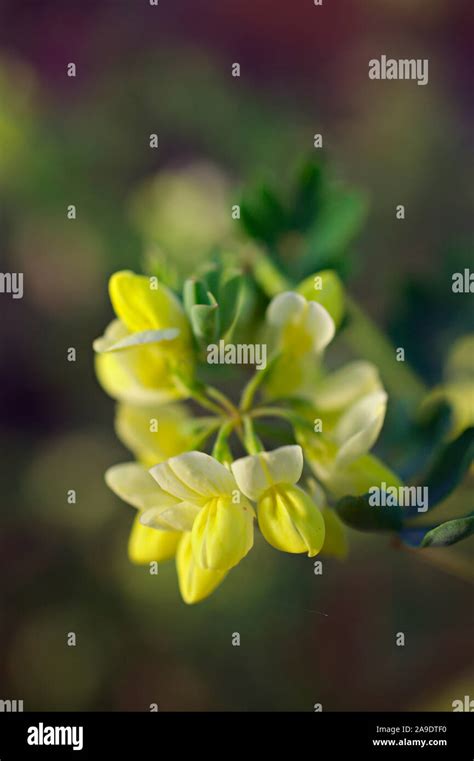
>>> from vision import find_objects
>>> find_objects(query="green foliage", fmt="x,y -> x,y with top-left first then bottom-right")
388,243 -> 474,381
391,398 -> 454,483
240,160 -> 368,281
299,187 -> 368,278
183,263 -> 244,347
333,423 -> 473,546
416,427 -> 474,510
335,493 -> 404,532
420,512 -> 474,548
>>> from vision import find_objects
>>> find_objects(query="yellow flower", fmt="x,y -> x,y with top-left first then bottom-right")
115,402 -> 192,468
94,271 -> 193,404
298,387 -> 402,498
267,291 -> 335,358
105,462 -> 180,526
105,462 -> 230,604
149,452 -> 255,571
105,453 -> 254,602
109,270 -> 190,339
105,461 -> 184,566
108,397 -> 193,571
232,445 -> 325,557
310,360 -> 384,411
107,453 -> 254,571
265,291 -> 335,399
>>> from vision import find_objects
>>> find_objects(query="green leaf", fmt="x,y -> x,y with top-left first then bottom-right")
420,512 -> 474,547
240,200 -> 268,243
190,303 -> 219,344
335,493 -> 404,532
291,161 -> 324,231
240,161 -> 367,280
299,188 -> 368,276
201,265 -> 221,299
218,272 -> 243,336
252,250 -> 291,297
391,398 -> 454,485
192,263 -> 244,340
417,427 -> 474,509
183,278 -> 211,315
240,183 -> 286,245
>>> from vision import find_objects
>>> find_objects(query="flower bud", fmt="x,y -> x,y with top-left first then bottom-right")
257,484 -> 325,557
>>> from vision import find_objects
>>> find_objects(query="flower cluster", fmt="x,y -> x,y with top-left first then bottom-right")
94,267 -> 402,603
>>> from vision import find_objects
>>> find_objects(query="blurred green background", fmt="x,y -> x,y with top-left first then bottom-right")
0,0 -> 472,711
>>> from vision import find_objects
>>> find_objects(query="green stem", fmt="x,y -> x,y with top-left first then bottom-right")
172,373 -> 224,415
253,251 -> 292,296
251,406 -> 315,431
189,418 -> 223,450
190,390 -> 223,415
344,297 -> 427,403
212,421 -> 235,465
239,353 -> 280,412
243,416 -> 265,455
205,385 -> 239,417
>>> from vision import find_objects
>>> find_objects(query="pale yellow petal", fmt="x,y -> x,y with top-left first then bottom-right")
267,291 -> 306,324
105,462 -> 176,515
232,445 -> 303,501
128,515 -> 180,564
115,402 -> 191,467
334,391 -> 387,466
93,318 -> 128,353
176,533 -> 227,604
191,496 -> 254,570
312,361 -> 383,412
149,452 -> 236,503
95,321 -> 185,405
267,291 -> 335,356
325,454 -> 403,499
304,300 -> 336,353
140,502 -> 200,532
258,484 -> 325,557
